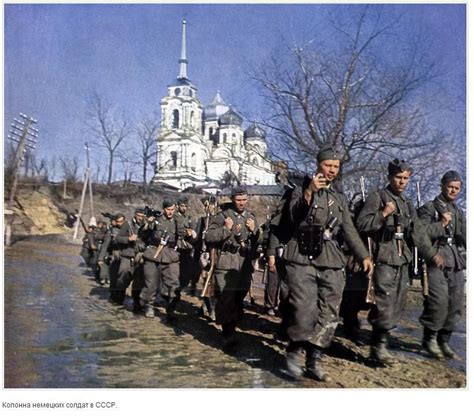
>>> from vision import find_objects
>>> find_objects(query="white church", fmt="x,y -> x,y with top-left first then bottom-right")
152,20 -> 277,191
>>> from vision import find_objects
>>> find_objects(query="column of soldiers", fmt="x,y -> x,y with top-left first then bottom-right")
80,152 -> 465,383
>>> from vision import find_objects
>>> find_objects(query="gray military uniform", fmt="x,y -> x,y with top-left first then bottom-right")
283,181 -> 369,348
418,194 -> 466,336
356,186 -> 435,331
206,206 -> 261,328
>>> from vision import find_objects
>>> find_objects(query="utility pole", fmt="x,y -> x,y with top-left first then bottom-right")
5,113 -> 38,246
73,143 -> 95,240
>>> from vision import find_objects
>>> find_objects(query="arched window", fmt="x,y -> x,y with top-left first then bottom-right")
209,127 -> 213,139
252,157 -> 259,166
232,133 -> 237,142
171,151 -> 178,169
172,110 -> 180,129
190,111 -> 195,128
223,133 -> 228,143
190,153 -> 197,171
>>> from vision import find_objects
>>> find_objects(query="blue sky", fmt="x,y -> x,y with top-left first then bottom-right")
4,3 -> 466,180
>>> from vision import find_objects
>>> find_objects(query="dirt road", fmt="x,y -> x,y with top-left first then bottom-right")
4,235 -> 466,388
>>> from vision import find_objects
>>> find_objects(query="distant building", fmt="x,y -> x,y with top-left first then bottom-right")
152,20 -> 276,191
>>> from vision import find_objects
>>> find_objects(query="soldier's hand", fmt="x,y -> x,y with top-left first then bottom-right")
382,201 -> 396,218
98,261 -> 104,267
268,255 -> 276,273
129,234 -> 138,242
186,228 -> 197,239
362,257 -> 374,279
441,212 -> 453,227
431,253 -> 445,269
224,217 -> 234,230
246,218 -> 255,232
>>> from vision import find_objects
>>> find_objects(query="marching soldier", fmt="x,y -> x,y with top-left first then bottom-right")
175,196 -> 198,294
137,207 -> 163,318
356,159 -> 440,365
98,213 -> 125,302
195,196 -> 218,321
206,186 -> 262,347
417,170 -> 465,359
280,145 -> 373,382
153,199 -> 181,319
114,208 -> 146,311
80,217 -> 97,267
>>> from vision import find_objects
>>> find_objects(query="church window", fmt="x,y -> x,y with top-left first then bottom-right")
232,133 -> 237,142
190,153 -> 197,171
172,110 -> 180,129
174,88 -> 181,96
171,151 -> 178,169
223,133 -> 227,143
253,157 -> 259,166
190,111 -> 195,128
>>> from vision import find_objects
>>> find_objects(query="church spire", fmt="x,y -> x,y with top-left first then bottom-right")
178,19 -> 188,79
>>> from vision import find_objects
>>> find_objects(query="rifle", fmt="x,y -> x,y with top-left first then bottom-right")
416,182 -> 429,297
79,217 -> 89,234
360,176 -> 376,304
200,248 -> 216,298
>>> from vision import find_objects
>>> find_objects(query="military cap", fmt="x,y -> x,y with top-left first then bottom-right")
388,158 -> 413,176
162,198 -> 175,209
177,196 -> 189,205
317,145 -> 341,162
441,170 -> 462,185
134,207 -> 146,214
114,212 -> 125,221
231,186 -> 248,197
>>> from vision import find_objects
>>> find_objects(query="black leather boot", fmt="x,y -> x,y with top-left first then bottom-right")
437,329 -> 455,359
370,329 -> 397,365
222,322 -> 237,349
284,341 -> 304,380
422,328 -> 444,359
305,344 -> 331,382
166,298 -> 179,320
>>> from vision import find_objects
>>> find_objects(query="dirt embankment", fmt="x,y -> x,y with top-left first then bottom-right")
6,182 -> 279,239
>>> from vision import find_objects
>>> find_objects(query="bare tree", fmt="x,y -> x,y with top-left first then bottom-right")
84,92 -> 131,184
60,156 -> 80,183
134,112 -> 160,192
253,7 -> 452,190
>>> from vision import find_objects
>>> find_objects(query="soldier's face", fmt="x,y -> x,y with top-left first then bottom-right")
135,212 -> 145,223
115,217 -> 125,227
178,203 -> 187,213
164,205 -> 176,219
442,181 -> 462,202
232,195 -> 248,213
389,170 -> 411,195
318,159 -> 340,181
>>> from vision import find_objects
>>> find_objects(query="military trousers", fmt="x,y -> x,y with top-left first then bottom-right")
264,258 -> 286,310
368,263 -> 409,331
116,257 -> 144,303
140,260 -> 161,306
159,261 -> 180,301
213,268 -> 252,327
178,249 -> 198,291
419,267 -> 465,332
108,259 -> 120,297
285,262 -> 345,348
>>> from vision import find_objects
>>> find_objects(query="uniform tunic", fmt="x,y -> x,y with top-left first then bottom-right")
282,179 -> 369,348
356,186 -> 435,331
206,205 -> 261,327
418,194 -> 466,333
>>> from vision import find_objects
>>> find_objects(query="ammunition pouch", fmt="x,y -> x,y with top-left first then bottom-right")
297,225 -> 323,257
381,226 -> 395,242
